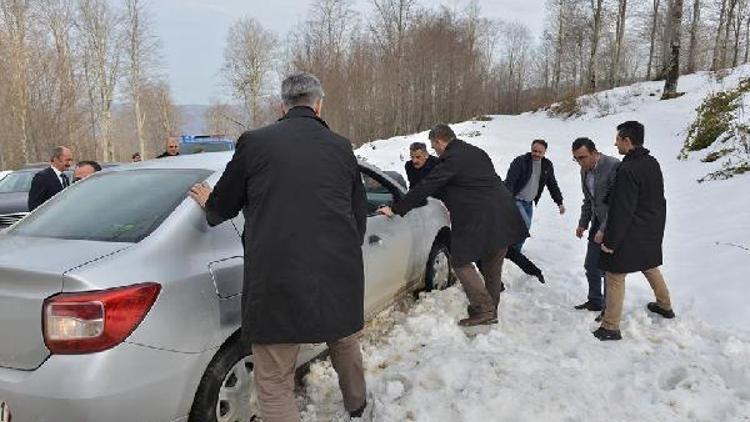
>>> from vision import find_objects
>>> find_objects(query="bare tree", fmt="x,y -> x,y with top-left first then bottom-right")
721,0 -> 739,67
588,0 -> 604,91
662,0 -> 684,98
647,0 -> 661,79
731,0 -> 747,66
76,0 -> 124,162
125,0 -> 160,159
712,0 -> 728,70
687,0 -> 700,73
221,17 -> 277,128
1,0 -> 31,165
610,0 -> 628,87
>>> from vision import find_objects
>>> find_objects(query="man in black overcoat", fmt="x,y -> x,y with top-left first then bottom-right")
189,73 -> 369,420
378,124 -> 528,327
594,121 -> 675,341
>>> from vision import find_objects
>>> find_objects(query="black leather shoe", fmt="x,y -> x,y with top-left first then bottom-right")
349,400 -> 367,418
574,301 -> 603,311
592,326 -> 622,341
647,302 -> 675,319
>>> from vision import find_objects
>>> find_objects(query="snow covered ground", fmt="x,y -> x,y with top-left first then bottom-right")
298,67 -> 750,421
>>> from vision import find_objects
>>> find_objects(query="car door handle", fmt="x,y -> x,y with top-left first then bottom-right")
368,234 -> 383,245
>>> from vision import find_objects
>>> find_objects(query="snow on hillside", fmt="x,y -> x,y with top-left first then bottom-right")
298,67 -> 750,421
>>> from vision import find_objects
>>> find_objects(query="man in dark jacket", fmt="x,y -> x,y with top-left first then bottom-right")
404,141 -> 545,284
505,139 -> 565,250
27,146 -> 73,211
593,121 -> 674,341
156,136 -> 180,158
189,73 -> 369,420
379,124 -> 528,327
571,137 -> 620,315
405,141 -> 439,187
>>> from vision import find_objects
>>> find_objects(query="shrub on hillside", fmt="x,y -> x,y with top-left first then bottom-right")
547,96 -> 583,119
682,78 -> 750,182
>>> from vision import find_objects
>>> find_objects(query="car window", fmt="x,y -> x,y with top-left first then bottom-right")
362,173 -> 396,216
180,142 -> 234,154
8,169 -> 212,243
0,172 -> 34,193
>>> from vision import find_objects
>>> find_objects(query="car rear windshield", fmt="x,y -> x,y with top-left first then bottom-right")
181,142 -> 233,154
0,171 -> 35,193
8,169 -> 212,242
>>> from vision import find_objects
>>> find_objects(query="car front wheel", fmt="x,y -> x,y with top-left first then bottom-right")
424,241 -> 454,291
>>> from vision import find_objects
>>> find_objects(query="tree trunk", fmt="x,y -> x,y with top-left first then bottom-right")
610,0 -> 627,87
713,0 -> 728,70
687,0 -> 700,73
588,0 -> 604,91
663,0 -> 685,99
552,0 -> 564,96
647,0 -> 661,80
745,15 -> 750,62
722,0 -> 738,68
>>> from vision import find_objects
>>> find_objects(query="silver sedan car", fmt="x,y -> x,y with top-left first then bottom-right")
0,152 -> 452,422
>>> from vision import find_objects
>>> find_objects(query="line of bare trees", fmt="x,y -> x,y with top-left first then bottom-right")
0,0 -> 178,170
218,0 -> 750,146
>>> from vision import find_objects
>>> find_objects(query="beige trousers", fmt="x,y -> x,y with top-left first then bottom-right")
252,332 -> 366,422
601,267 -> 672,330
453,248 -> 507,314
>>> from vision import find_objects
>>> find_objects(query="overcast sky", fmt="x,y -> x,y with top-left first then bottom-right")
149,0 -> 546,105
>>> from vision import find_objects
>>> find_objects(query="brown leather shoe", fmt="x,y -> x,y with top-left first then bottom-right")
458,311 -> 498,326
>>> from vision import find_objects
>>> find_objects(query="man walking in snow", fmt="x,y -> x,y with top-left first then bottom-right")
593,121 -> 675,341
571,137 -> 620,316
189,73 -> 369,420
378,124 -> 528,327
505,139 -> 565,251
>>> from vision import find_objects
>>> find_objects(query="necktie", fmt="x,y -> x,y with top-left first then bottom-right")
61,173 -> 70,188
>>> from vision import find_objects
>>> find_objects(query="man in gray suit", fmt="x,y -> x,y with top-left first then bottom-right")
572,137 -> 620,315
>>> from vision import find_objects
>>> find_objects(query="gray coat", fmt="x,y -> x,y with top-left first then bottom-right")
578,154 -> 620,235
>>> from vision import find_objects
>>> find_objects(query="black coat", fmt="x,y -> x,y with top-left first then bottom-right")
156,151 -> 179,158
405,155 -> 439,187
204,106 -> 368,345
600,147 -> 666,273
392,139 -> 528,267
505,153 -> 563,205
27,167 -> 67,211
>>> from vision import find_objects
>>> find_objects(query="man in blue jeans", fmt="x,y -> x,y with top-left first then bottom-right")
505,139 -> 565,250
571,137 -> 620,316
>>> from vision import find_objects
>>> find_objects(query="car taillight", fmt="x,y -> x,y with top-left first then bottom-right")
43,283 -> 161,354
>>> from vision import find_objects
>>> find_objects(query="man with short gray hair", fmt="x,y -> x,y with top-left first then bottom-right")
405,142 -> 439,188
27,146 -> 73,211
189,72 -> 368,421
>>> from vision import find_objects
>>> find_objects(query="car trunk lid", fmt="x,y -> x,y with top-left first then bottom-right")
0,234 -> 130,370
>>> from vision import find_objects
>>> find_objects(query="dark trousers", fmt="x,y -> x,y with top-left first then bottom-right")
506,247 -> 542,277
584,237 -> 606,308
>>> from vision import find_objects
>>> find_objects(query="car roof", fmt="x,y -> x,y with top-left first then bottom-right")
112,151 -> 384,174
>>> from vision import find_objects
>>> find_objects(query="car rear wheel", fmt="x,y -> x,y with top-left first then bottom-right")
189,340 -> 259,422
425,241 -> 454,291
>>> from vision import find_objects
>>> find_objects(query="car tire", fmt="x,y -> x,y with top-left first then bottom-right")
189,339 -> 259,422
424,241 -> 454,291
